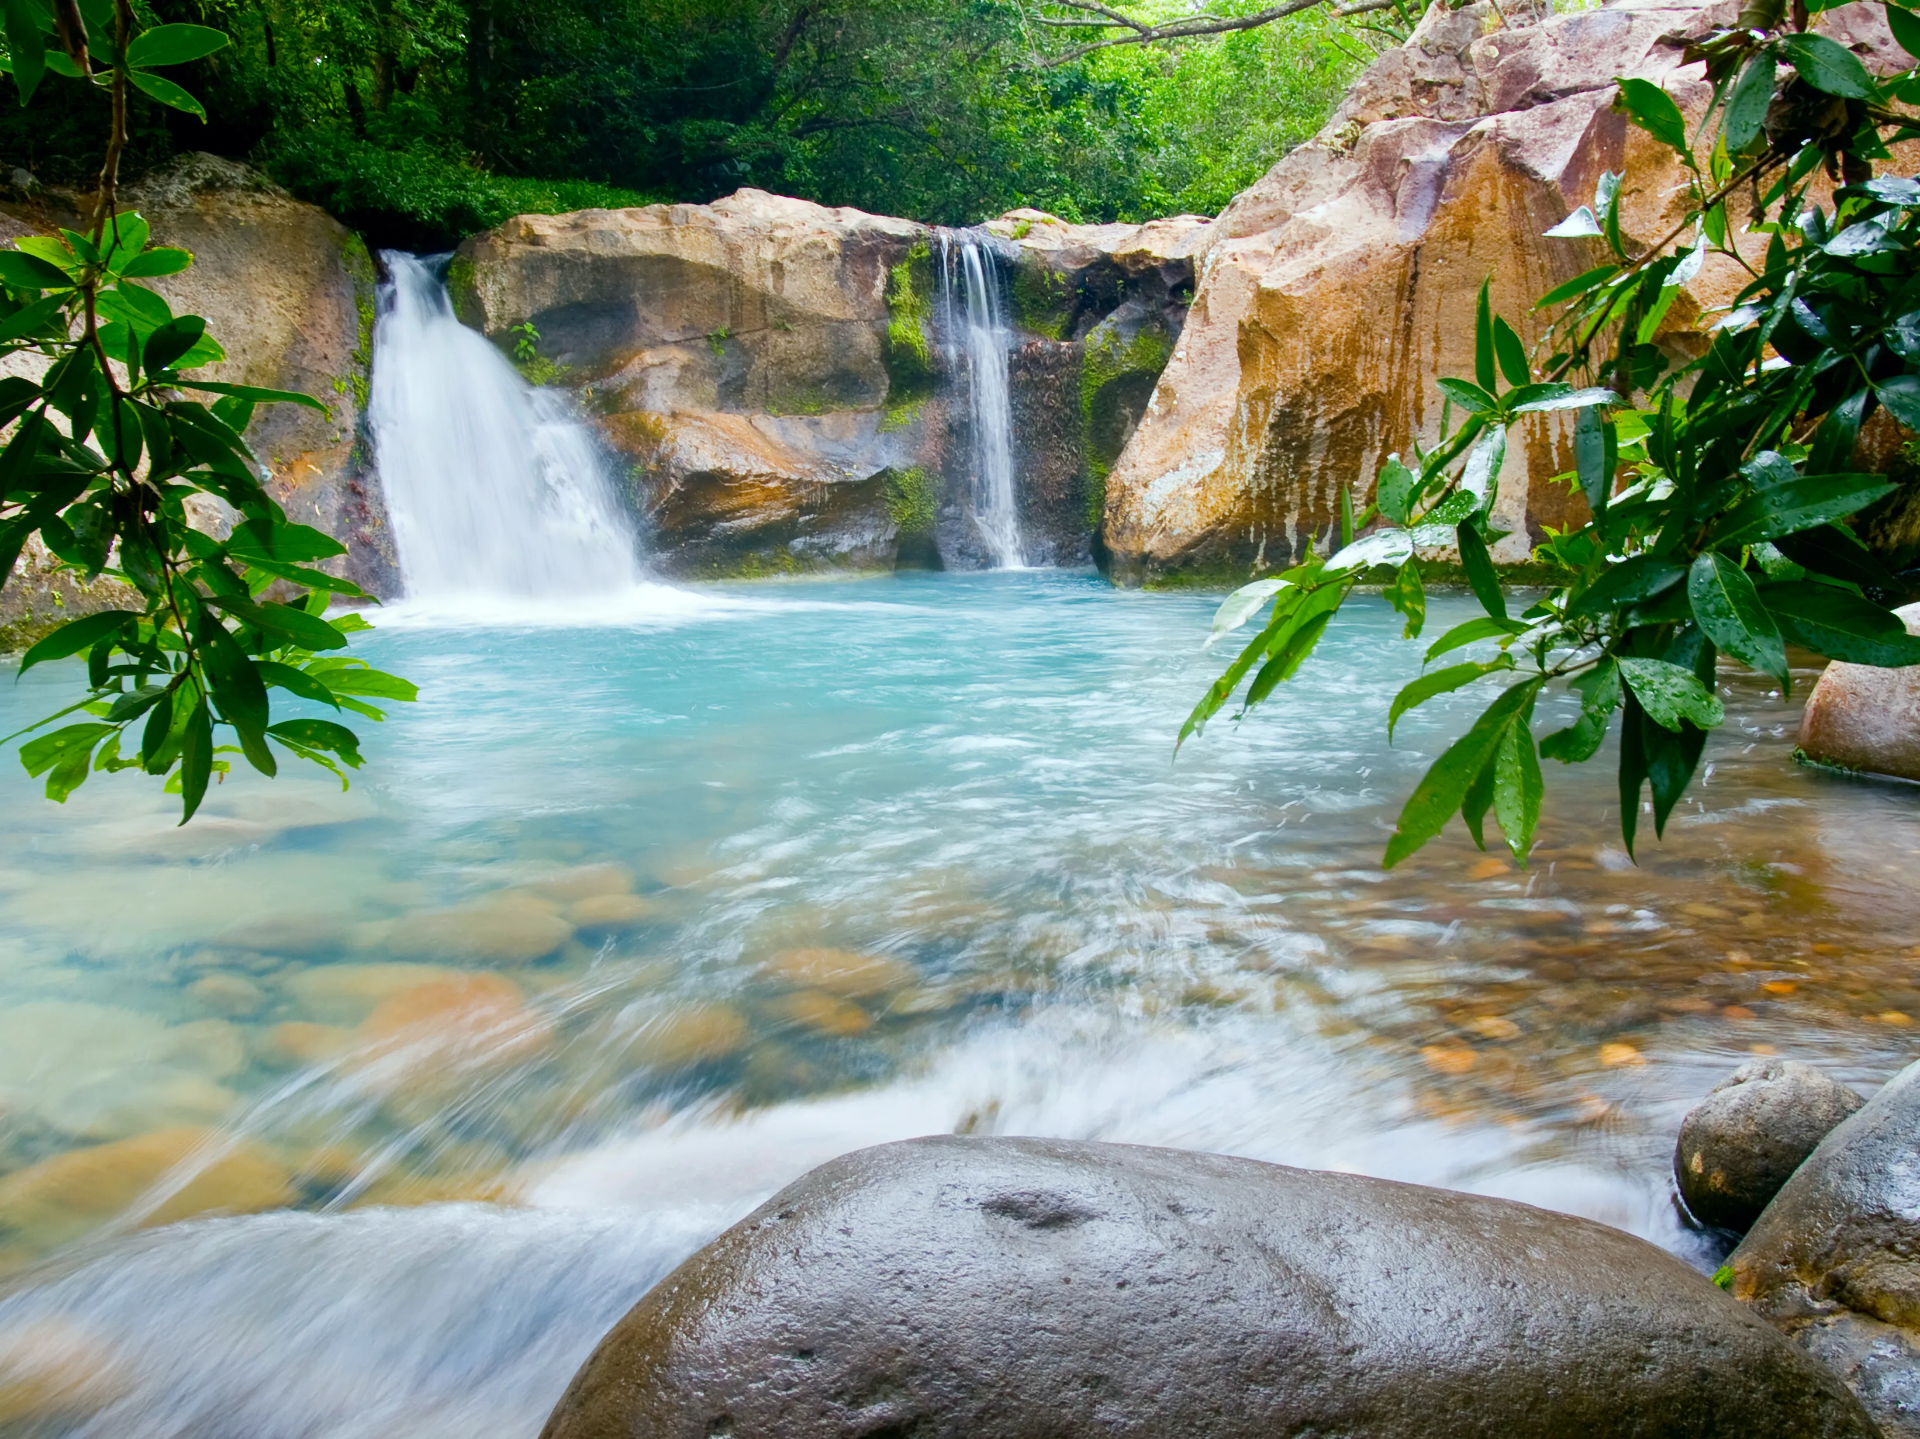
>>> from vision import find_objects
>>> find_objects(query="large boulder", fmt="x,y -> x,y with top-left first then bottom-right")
1100,0 -> 1913,585
1797,604 -> 1920,782
0,155 -> 393,649
1676,1059 -> 1865,1233
542,1136 -> 1876,1439
454,193 -> 1194,575
1731,1058 -> 1920,1437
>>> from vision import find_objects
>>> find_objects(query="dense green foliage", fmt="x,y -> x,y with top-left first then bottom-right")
1,0 -> 1371,243
1189,0 -> 1920,868
0,2 -> 413,820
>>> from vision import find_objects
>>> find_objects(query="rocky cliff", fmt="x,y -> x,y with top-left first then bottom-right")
1100,0 -> 1909,585
452,191 -> 1199,576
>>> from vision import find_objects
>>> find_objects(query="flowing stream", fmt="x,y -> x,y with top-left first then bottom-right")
1,576 -> 1917,1437
938,234 -> 1024,568
368,253 -> 643,608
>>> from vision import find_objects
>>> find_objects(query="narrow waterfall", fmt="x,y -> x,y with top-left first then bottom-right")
937,233 -> 1025,569
369,252 -> 642,604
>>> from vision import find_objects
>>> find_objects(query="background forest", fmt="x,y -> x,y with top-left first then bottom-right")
0,0 -> 1380,245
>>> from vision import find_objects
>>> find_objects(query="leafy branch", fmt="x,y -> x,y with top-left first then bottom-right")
0,0 -> 414,820
1185,2 -> 1920,869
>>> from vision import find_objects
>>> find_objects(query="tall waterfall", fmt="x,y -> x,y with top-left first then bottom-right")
369,252 -> 642,605
937,233 -> 1025,569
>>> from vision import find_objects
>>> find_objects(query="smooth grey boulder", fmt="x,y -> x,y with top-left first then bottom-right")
1677,1059 -> 1865,1232
1733,1058 -> 1920,1438
542,1135 -> 1879,1439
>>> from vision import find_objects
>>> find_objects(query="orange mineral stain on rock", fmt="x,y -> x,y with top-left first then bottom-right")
1598,1043 -> 1645,1068
1420,1045 -> 1476,1076
1467,858 -> 1511,881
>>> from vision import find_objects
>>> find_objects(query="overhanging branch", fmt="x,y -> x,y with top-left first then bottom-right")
1026,0 -> 1338,65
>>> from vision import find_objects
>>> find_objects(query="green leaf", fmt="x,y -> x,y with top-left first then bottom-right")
1616,76 -> 1689,156
1877,375 -> 1920,431
1778,33 -> 1877,100
1456,521 -> 1506,620
177,697 -> 214,822
125,21 -> 229,67
141,316 -> 206,375
1424,614 -> 1529,664
312,667 -> 417,701
116,246 -> 193,278
227,518 -> 348,563
17,609 -> 136,674
175,378 -> 326,413
267,718 -> 364,767
1617,656 -> 1726,731
1437,377 -> 1498,415
1208,578 -> 1289,643
1179,586 -> 1307,747
1385,557 -> 1425,640
1535,265 -> 1619,309
1713,473 -> 1895,549
1474,278 -> 1496,393
254,660 -> 342,708
1492,316 -> 1529,388
1245,608 -> 1337,706
1383,677 -> 1546,868
100,214 -> 150,275
1493,699 -> 1543,864
19,722 -> 113,802
1566,555 -> 1685,618
1573,407 -> 1613,514
1724,52 -> 1776,153
3,0 -> 46,103
1765,582 -> 1920,665
1388,654 -> 1514,741
0,250 -> 74,290
1889,3 -> 1920,61
127,69 -> 207,120
1376,454 -> 1415,526
203,595 -> 350,651
1689,552 -> 1786,682
1509,386 -> 1617,415
95,282 -> 171,330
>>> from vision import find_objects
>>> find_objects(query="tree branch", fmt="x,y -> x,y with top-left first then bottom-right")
1027,0 -> 1335,65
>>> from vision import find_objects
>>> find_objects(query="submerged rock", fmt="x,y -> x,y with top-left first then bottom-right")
541,1136 -> 1874,1439
1798,604 -> 1920,782
1732,1057 -> 1920,1437
1676,1059 -> 1864,1232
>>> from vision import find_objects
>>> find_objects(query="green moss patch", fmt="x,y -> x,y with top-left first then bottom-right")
1010,264 -> 1073,340
884,466 -> 937,535
885,241 -> 936,402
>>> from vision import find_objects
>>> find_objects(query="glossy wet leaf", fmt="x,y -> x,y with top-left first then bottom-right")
1383,678 -> 1545,869
1779,32 -> 1877,100
1617,656 -> 1726,731
1388,654 -> 1515,741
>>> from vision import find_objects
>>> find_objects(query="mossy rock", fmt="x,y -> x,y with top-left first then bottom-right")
884,241 -> 936,402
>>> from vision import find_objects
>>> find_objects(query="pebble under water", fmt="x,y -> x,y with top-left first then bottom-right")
1,570 -> 1917,1437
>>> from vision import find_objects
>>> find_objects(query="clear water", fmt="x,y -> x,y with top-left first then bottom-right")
369,253 -> 642,605
1,572 -> 1917,1437
938,235 -> 1024,568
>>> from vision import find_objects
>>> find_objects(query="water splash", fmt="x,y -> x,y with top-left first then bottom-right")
369,252 -> 642,606
937,233 -> 1024,569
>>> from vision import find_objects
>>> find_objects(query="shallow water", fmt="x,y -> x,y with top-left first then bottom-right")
1,571 -> 1917,1436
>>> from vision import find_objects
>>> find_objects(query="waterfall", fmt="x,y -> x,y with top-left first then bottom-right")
369,252 -> 642,606
937,233 -> 1025,569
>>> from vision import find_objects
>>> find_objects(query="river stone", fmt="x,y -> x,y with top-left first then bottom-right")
1732,1058 -> 1920,1437
1797,604 -> 1920,782
541,1136 -> 1877,1439
1677,1059 -> 1865,1232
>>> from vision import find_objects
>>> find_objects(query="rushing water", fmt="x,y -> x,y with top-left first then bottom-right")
1,574 -> 1918,1436
937,234 -> 1024,569
368,253 -> 643,605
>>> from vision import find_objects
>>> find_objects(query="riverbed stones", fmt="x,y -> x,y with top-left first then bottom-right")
1676,1059 -> 1865,1232
1797,604 -> 1920,782
384,893 -> 575,964
540,1136 -> 1876,1439
1731,1057 -> 1920,1437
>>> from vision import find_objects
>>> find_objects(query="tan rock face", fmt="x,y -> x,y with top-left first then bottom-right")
0,155 -> 393,650
459,189 -> 1195,575
1797,604 -> 1920,782
1100,0 -> 1905,584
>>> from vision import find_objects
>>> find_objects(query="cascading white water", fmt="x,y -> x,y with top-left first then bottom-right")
369,252 -> 642,605
938,233 -> 1025,569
